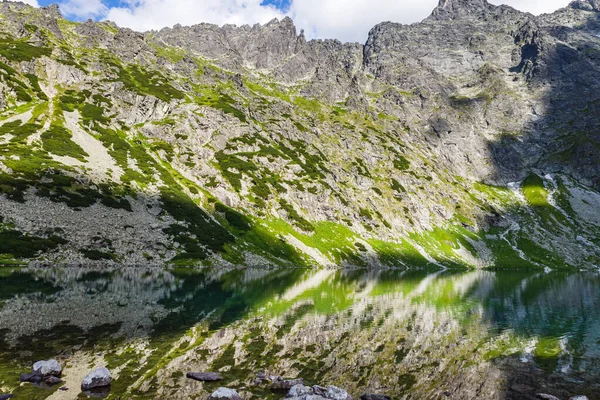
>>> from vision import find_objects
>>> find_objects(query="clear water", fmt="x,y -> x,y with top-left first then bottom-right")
0,267 -> 599,399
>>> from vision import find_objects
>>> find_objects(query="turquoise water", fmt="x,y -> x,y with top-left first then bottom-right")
0,267 -> 599,399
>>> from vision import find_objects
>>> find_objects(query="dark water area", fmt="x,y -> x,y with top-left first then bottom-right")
0,267 -> 599,399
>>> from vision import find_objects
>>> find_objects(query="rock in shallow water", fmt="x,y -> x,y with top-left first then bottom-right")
81,367 -> 112,390
33,359 -> 62,377
207,387 -> 243,400
187,372 -> 223,382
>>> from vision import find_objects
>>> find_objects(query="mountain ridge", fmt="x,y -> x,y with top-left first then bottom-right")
0,0 -> 599,269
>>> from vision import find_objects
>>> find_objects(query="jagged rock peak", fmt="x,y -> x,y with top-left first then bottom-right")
429,0 -> 493,20
569,0 -> 600,11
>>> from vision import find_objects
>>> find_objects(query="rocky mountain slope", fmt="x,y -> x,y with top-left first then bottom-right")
0,0 -> 599,268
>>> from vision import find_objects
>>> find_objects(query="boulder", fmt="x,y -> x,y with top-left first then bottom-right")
20,372 -> 43,383
0,395 -> 14,400
286,385 -> 353,400
271,378 -> 304,391
207,387 -> 243,400
314,386 -> 352,400
361,395 -> 391,400
536,395 -> 560,400
33,360 -> 62,377
81,367 -> 112,391
287,385 -> 313,397
569,397 -> 590,400
187,372 -> 223,382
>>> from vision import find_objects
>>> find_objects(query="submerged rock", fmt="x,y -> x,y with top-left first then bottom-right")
81,367 -> 112,391
207,387 -> 243,400
271,378 -> 304,391
360,395 -> 391,400
187,372 -> 223,382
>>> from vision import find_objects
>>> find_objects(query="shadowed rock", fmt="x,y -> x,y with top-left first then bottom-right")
186,372 -> 223,382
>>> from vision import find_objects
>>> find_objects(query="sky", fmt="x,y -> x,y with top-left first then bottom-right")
29,0 -> 572,43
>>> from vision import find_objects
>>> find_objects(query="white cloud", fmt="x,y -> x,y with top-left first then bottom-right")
58,0 -> 107,19
21,0 -> 40,6
49,0 -> 572,42
104,0 -> 285,33
289,0 -> 572,43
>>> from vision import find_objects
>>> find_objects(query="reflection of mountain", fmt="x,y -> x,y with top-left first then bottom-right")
1,268 -> 600,399
0,268 -> 181,343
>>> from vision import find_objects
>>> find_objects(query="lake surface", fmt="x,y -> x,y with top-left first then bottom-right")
1,267 -> 599,399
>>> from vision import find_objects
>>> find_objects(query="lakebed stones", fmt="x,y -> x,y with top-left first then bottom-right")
81,367 -> 112,391
207,387 -> 243,400
187,372 -> 223,382
271,378 -> 305,391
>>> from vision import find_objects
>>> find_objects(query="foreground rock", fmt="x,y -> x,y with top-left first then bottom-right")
0,395 -> 14,400
271,378 -> 304,391
536,395 -> 560,400
187,372 -> 223,382
81,367 -> 112,391
360,395 -> 391,400
286,384 -> 352,400
20,359 -> 62,385
33,360 -> 62,376
207,387 -> 243,400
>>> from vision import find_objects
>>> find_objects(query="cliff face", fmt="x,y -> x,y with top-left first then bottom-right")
0,0 -> 599,268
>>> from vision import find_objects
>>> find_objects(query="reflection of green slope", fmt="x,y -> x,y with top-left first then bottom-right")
254,270 -> 357,316
369,269 -> 441,297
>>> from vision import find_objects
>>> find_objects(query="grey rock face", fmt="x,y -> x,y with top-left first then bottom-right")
81,367 -> 112,391
207,387 -> 243,400
429,0 -> 493,20
0,0 -> 599,270
570,0 -> 600,11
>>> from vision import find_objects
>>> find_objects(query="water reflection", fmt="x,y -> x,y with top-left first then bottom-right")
0,267 -> 599,399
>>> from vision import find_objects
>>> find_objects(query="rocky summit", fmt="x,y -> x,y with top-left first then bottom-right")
0,0 -> 599,269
